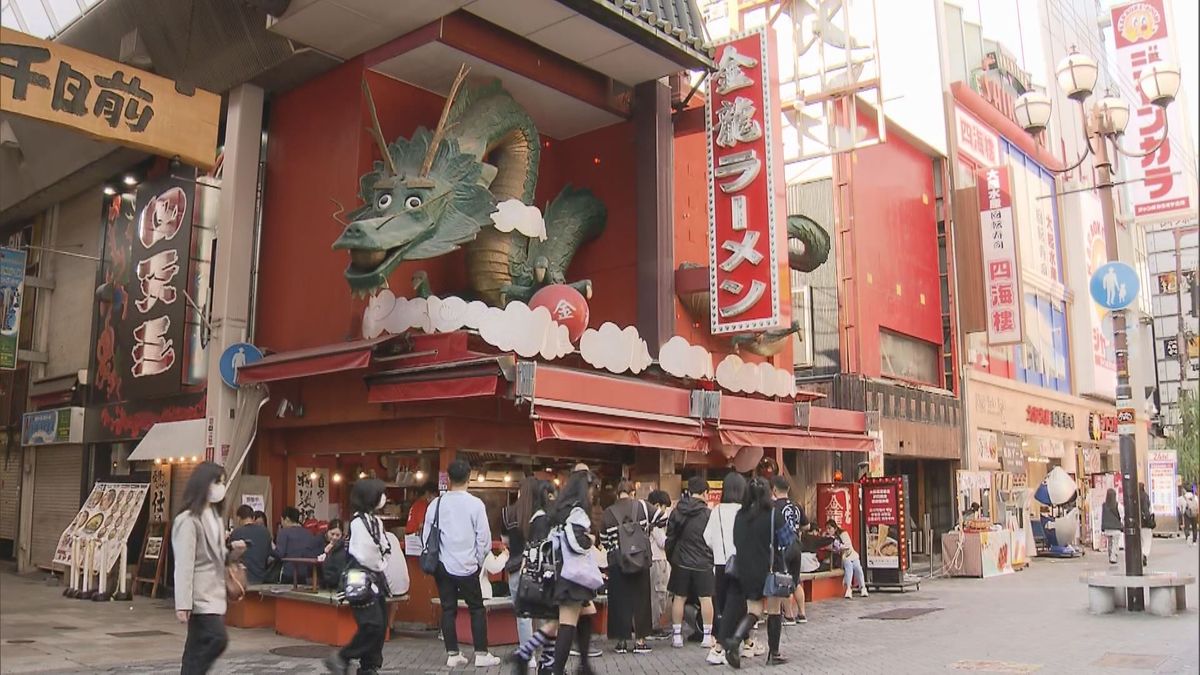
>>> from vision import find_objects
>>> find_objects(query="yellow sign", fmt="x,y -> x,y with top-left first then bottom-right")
0,28 -> 219,169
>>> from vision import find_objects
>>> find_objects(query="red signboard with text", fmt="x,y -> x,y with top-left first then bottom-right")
816,482 -> 860,556
706,27 -> 788,335
1109,0 -> 1192,221
860,476 -> 908,574
977,166 -> 1024,345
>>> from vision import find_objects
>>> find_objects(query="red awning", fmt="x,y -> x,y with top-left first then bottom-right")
367,375 -> 500,404
533,406 -> 707,452
237,336 -> 395,385
718,424 -> 875,452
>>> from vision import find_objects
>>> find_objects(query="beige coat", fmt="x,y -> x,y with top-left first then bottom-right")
173,507 -> 227,615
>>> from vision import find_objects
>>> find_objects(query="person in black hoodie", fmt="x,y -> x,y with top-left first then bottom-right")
666,476 -> 715,649
721,476 -> 788,669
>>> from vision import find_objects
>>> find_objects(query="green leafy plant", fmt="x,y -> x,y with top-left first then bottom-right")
1169,386 -> 1200,485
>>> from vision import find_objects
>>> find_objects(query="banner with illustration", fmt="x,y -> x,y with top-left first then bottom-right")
0,247 -> 27,370
861,476 -> 906,571
52,482 -> 149,568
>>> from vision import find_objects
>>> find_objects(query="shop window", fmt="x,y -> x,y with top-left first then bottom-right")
880,329 -> 940,386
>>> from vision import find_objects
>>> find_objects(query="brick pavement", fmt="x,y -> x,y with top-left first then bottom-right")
3,537 -> 1197,674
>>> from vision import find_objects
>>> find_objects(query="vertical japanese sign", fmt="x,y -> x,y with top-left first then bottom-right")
860,476 -> 906,571
0,27 -> 218,169
1109,1 -> 1192,221
295,468 -> 329,521
1146,450 -> 1177,517
707,28 -> 788,335
1068,192 -> 1115,397
0,247 -> 27,370
977,166 -> 1024,345
816,482 -> 859,555
118,172 -> 195,398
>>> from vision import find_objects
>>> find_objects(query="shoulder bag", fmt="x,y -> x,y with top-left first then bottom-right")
419,497 -> 443,576
763,508 -> 796,599
556,512 -> 604,590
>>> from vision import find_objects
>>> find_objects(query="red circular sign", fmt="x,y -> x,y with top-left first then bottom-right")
529,284 -> 590,343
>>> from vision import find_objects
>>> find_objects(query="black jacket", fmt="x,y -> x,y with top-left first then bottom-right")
1100,502 -> 1122,531
665,495 -> 713,571
732,505 -> 786,588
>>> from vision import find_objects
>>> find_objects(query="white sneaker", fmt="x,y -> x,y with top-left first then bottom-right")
860,587 -> 869,597
700,635 -> 715,648
844,587 -> 853,599
741,639 -> 766,657
474,653 -> 502,668
671,635 -> 684,648
446,653 -> 469,668
706,646 -> 727,665
475,653 -> 502,667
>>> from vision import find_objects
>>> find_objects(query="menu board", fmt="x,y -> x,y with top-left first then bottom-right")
52,482 -> 149,568
860,476 -> 907,573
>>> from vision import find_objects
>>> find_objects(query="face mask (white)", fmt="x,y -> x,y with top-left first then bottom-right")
208,483 -> 227,504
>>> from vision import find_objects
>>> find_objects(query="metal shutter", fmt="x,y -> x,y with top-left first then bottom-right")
0,451 -> 21,540
31,446 -> 83,569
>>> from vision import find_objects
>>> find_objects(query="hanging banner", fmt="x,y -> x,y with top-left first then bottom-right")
0,28 -> 219,169
706,27 -> 788,335
0,247 -> 27,370
295,467 -> 329,521
977,166 -> 1024,345
816,482 -> 860,556
1108,0 -> 1193,221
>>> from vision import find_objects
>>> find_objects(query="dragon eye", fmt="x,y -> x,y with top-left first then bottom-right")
375,194 -> 392,210
404,195 -> 423,209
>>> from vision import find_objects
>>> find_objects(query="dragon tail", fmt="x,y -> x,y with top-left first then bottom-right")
786,214 -> 832,273
535,185 -> 607,281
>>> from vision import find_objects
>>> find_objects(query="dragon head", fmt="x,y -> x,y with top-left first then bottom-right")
333,127 -> 497,294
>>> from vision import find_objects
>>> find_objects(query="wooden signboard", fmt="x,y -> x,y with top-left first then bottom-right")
134,520 -> 170,599
0,28 -> 220,169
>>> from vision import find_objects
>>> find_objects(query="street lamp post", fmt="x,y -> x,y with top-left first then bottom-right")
1013,48 -> 1182,612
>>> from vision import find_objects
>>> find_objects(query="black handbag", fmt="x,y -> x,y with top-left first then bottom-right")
763,509 -> 796,599
516,538 -> 556,613
339,566 -> 377,607
419,497 -> 443,576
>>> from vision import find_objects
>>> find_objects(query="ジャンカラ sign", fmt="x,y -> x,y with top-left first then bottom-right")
0,28 -> 219,169
706,27 -> 788,335
977,166 -> 1024,345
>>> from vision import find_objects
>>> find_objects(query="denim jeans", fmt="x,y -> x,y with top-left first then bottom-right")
842,559 -> 865,591
508,572 -> 533,646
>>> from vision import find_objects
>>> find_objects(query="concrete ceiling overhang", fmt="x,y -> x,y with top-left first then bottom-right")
362,12 -> 631,140
267,0 -> 705,87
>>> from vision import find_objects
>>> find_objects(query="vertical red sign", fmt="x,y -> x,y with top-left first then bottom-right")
706,27 -> 787,335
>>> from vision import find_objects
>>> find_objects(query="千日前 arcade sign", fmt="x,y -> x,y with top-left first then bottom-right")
0,27 -> 220,169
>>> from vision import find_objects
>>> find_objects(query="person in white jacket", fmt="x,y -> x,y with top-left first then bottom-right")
702,472 -> 757,666
326,479 -> 393,675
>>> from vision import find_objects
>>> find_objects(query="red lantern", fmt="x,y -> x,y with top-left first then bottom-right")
530,284 -> 590,343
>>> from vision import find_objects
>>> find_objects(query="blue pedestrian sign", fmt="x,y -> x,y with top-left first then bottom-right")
219,342 -> 264,389
1089,262 -> 1140,311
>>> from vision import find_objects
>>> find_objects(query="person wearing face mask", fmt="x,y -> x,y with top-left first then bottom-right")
325,480 -> 394,675
173,461 -> 243,674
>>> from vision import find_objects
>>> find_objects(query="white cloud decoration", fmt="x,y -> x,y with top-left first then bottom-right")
491,199 -> 547,241
714,354 -> 797,398
477,302 -> 573,360
580,322 -> 653,375
659,336 -> 714,380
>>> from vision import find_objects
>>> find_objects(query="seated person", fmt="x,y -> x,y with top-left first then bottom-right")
319,519 -> 349,590
228,504 -> 272,584
273,506 -> 321,584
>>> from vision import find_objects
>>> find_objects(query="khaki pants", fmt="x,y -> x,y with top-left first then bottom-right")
650,559 -> 670,630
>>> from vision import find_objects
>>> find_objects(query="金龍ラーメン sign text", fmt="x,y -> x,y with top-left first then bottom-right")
0,27 -> 219,169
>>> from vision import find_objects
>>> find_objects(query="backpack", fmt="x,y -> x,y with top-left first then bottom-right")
616,500 -> 651,574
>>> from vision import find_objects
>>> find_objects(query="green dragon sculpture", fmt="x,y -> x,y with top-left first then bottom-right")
333,74 -> 607,305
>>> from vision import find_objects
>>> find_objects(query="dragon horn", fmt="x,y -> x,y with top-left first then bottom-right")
362,77 -> 399,177
420,63 -> 471,179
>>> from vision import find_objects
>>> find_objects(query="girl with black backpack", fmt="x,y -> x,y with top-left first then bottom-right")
325,479 -> 393,675
507,480 -> 559,675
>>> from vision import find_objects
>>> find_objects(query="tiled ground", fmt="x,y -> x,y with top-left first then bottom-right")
3,537 -> 1197,674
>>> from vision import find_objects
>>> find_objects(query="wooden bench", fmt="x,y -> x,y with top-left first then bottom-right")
226,584 -> 293,629
275,589 -> 409,646
431,595 -> 609,646
1079,572 -> 1195,617
798,570 -> 845,601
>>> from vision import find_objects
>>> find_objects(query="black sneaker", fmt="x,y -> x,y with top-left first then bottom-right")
633,641 -> 652,654
569,648 -> 603,658
767,653 -> 789,666
796,614 -> 808,624
615,641 -> 629,654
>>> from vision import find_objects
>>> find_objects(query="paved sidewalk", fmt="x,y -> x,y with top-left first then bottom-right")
2,537 -> 1197,674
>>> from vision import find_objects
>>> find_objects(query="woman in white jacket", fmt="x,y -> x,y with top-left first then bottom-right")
173,462 -> 242,675
703,472 -> 747,666
326,479 -> 393,675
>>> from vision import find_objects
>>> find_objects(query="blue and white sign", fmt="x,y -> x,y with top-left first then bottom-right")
219,342 -> 264,389
1089,262 -> 1140,311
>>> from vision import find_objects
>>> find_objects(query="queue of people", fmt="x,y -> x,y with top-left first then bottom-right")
171,458 -> 856,675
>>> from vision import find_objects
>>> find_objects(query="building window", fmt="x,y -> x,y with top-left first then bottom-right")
791,283 -> 814,368
880,329 -> 940,385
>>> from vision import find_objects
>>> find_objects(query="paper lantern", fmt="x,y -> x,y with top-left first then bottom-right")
530,284 -> 590,343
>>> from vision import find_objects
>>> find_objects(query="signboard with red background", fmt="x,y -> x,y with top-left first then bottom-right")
816,482 -> 859,557
977,166 -> 1024,345
1109,0 -> 1193,221
706,27 -> 789,335
861,476 -> 908,574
